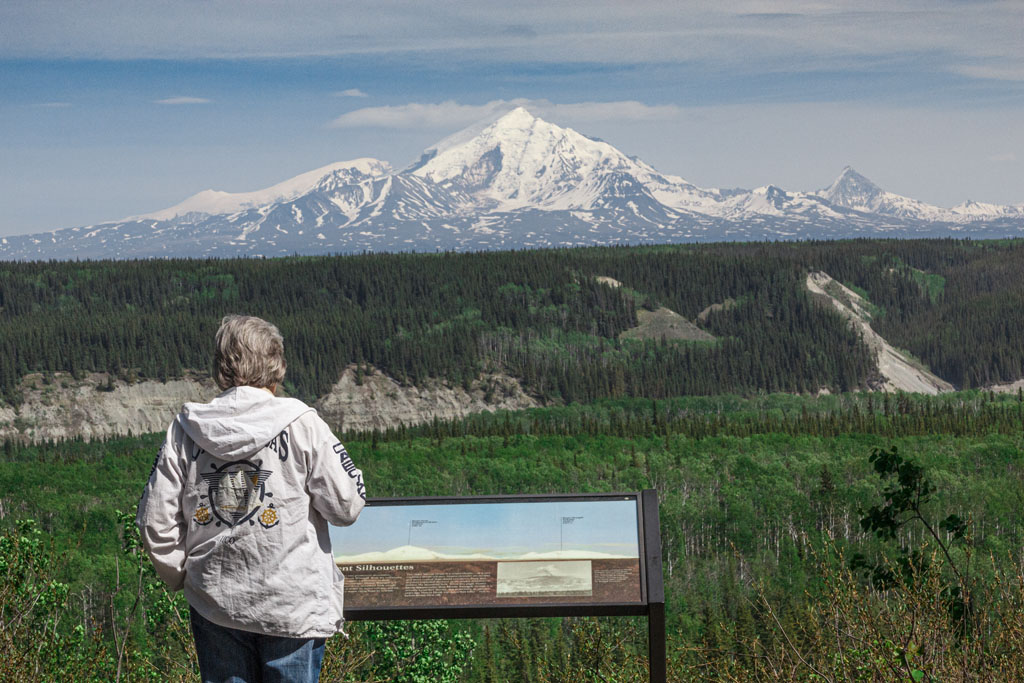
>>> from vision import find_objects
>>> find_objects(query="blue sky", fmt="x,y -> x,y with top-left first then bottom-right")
329,500 -> 641,558
1,1 -> 1022,237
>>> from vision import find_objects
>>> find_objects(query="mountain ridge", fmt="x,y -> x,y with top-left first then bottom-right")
2,107 -> 1021,260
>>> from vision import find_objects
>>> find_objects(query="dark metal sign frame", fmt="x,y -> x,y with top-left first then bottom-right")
341,489 -> 665,682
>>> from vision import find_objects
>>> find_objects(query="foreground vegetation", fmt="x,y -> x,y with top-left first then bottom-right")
2,391 -> 1024,680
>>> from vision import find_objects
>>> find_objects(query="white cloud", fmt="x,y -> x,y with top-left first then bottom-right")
3,0 -> 1021,84
546,101 -> 683,122
335,88 -> 368,97
34,101 -> 71,108
154,96 -> 211,105
329,99 -> 682,129
955,65 -> 1024,82
330,100 -> 518,129
988,152 -> 1017,163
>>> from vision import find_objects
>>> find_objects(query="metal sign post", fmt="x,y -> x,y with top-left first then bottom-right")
642,489 -> 666,683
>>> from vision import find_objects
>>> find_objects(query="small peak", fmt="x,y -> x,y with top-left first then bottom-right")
491,106 -> 539,127
505,105 -> 534,118
413,106 -> 546,165
824,166 -> 880,194
835,166 -> 870,183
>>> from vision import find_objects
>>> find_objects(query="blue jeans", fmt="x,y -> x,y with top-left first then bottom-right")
190,607 -> 326,683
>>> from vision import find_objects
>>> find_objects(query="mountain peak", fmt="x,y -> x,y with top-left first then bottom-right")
405,106 -> 543,173
821,166 -> 885,211
409,105 -> 646,210
818,167 -> 965,220
137,158 -> 391,221
830,166 -> 879,191
9,108 -> 1024,261
474,105 -> 545,143
493,105 -> 537,126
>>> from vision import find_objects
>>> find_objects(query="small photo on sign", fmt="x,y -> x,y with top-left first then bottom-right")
496,560 -> 593,598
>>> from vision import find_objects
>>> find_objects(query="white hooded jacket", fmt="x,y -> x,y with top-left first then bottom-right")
136,386 -> 365,638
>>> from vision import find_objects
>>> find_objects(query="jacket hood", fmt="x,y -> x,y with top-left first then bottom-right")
177,386 -> 315,461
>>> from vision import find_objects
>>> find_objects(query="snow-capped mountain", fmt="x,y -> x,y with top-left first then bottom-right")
409,106 -> 719,214
2,107 -> 1022,260
818,166 -> 1024,223
818,166 -> 930,218
138,158 -> 394,221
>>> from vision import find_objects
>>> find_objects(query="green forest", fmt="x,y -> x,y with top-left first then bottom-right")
2,239 -> 1024,680
3,239 -> 1024,407
3,391 -> 1024,680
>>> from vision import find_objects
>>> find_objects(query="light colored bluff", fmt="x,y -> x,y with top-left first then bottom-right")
314,364 -> 537,433
0,366 -> 537,443
806,272 -> 954,394
0,373 -> 218,443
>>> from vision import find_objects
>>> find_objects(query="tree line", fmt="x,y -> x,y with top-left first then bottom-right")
1,239 -> 1022,406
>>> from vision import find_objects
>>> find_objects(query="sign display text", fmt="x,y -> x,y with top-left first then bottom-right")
330,497 -> 643,610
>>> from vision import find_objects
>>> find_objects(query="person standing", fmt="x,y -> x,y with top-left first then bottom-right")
137,315 -> 366,682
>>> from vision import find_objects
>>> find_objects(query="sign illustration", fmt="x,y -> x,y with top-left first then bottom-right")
330,497 -> 642,609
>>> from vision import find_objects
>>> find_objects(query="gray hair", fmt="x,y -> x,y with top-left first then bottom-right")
213,315 -> 287,391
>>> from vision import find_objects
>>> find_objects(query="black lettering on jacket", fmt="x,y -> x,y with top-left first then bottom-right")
147,444 -> 164,481
268,430 -> 290,461
333,442 -> 366,500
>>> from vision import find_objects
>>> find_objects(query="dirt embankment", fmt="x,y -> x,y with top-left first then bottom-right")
985,379 -> 1024,394
697,299 -> 736,323
806,271 -> 954,394
315,364 -> 537,432
0,372 -> 219,443
620,308 -> 715,342
0,366 -> 537,443
596,276 -> 715,342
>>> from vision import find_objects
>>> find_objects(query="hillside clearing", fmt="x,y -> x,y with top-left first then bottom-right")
807,271 -> 953,394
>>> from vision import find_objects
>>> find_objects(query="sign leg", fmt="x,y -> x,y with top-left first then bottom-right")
648,601 -> 666,683
641,489 -> 666,683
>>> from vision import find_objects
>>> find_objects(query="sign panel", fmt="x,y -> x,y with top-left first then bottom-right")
330,495 -> 643,610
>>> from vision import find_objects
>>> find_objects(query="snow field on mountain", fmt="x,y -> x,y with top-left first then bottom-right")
3,107 -> 1023,259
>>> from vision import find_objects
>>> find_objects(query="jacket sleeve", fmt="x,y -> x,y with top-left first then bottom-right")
302,414 -> 366,527
135,422 -> 188,591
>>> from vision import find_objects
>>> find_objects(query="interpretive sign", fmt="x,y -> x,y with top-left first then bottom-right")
331,495 -> 642,611
332,491 -> 665,682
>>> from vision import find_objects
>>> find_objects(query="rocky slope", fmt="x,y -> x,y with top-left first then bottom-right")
596,275 -> 714,342
314,365 -> 537,433
620,307 -> 715,342
985,379 -> 1024,394
0,366 -> 537,443
806,272 -> 954,394
0,372 -> 218,443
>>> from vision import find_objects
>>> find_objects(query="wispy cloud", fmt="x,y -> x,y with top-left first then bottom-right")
988,152 -> 1017,163
546,101 -> 683,122
329,99 -> 682,129
154,96 -> 211,105
34,102 -> 71,108
335,88 -> 368,97
955,65 -> 1024,82
331,100 -> 514,128
3,0 -> 1021,86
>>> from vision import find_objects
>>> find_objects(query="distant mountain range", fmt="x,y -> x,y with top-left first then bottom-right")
3,107 -> 1022,260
